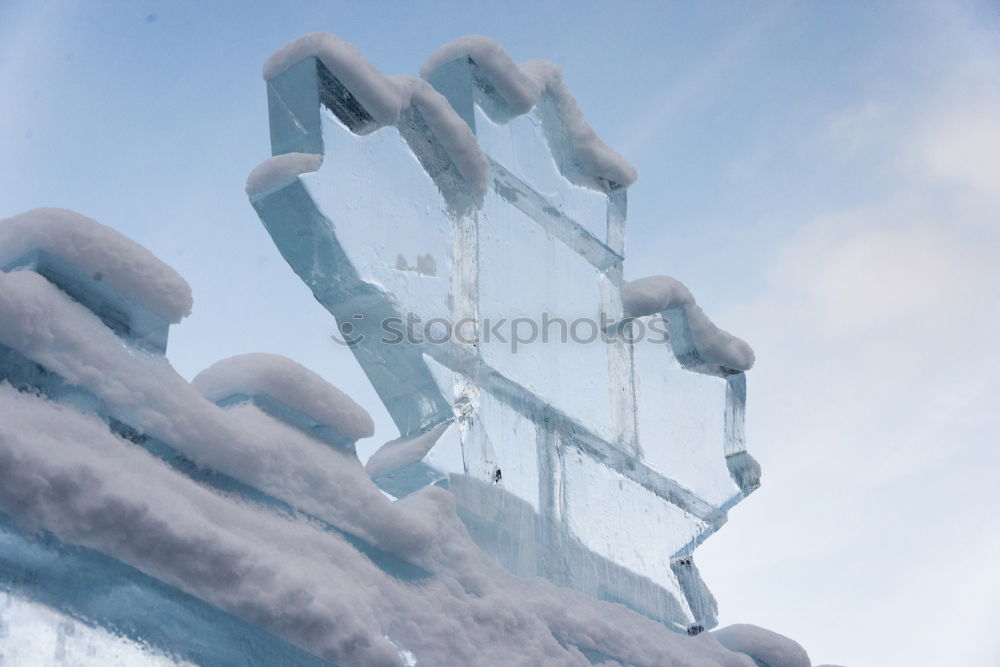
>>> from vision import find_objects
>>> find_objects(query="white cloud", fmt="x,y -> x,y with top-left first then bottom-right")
698,7 -> 1000,666
917,109 -> 1000,195
773,213 -> 974,333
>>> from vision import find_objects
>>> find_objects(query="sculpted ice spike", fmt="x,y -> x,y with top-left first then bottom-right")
249,32 -> 759,633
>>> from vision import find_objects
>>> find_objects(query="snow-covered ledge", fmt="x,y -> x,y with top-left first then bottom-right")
259,32 -> 636,201
262,32 -> 488,198
0,208 -> 191,324
192,353 -> 374,449
622,275 -> 754,372
422,35 -> 637,189
0,208 -> 191,354
245,152 -> 322,199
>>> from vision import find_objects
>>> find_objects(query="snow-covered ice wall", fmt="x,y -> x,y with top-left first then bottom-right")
0,210 -> 795,666
250,33 -> 760,634
0,34 -> 804,667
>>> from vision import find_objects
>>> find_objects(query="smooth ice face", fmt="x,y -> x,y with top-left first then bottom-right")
472,105 -> 610,243
633,321 -> 746,509
250,34 -> 758,632
305,115 -> 455,328
477,184 -> 620,441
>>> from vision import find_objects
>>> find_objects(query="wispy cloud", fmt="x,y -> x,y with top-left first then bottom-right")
698,4 -> 1000,666
618,2 -> 793,159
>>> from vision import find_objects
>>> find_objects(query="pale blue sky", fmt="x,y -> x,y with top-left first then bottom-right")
2,2 -> 999,665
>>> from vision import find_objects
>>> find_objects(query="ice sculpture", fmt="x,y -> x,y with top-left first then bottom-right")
249,33 -> 759,633
0,34 -> 779,667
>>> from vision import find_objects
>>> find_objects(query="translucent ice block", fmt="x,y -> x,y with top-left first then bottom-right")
633,318 -> 744,509
250,38 -> 758,633
477,183 -> 617,440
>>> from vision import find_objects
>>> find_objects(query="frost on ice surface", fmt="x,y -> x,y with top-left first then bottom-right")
250,31 -> 759,634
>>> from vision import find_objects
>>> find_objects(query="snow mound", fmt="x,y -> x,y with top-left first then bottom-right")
192,353 -> 373,440
713,624 -> 811,667
0,208 -> 191,323
0,269 -> 428,553
622,275 -> 755,371
0,383 -> 403,665
0,380 -> 770,666
422,35 -> 638,187
245,152 -> 322,197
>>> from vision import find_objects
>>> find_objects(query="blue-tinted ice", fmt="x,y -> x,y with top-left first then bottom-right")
250,37 -> 759,632
0,34 -> 762,664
